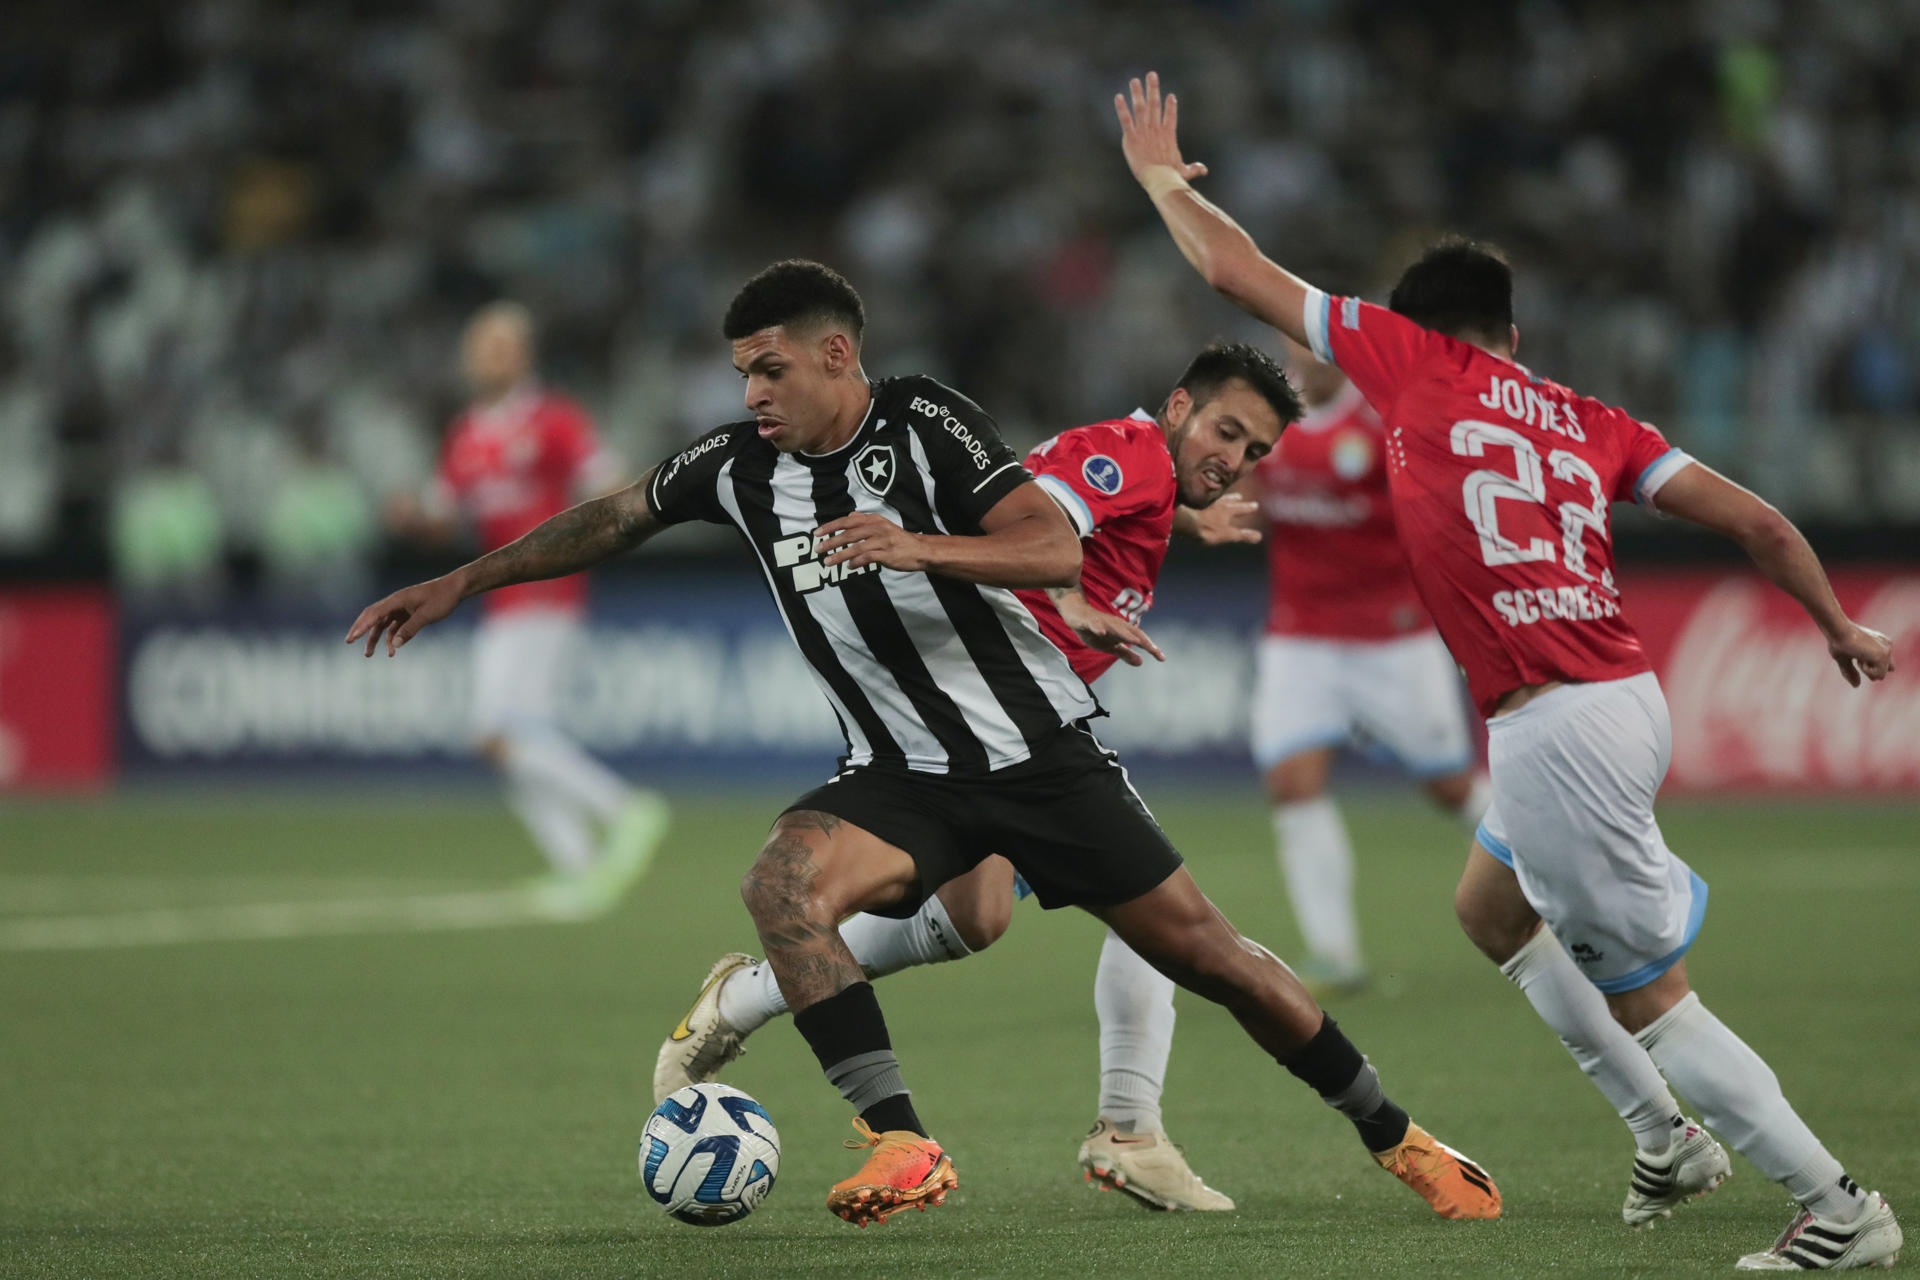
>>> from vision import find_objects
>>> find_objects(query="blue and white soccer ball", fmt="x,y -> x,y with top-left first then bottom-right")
640,1083 -> 781,1226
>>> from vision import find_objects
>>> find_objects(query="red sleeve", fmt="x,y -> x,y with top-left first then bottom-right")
1306,290 -> 1446,415
435,417 -> 467,497
543,398 -> 602,482
1598,406 -> 1694,506
1024,423 -> 1173,536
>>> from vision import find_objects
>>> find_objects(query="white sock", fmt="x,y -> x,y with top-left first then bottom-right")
1274,798 -> 1362,971
502,729 -> 630,821
1094,928 -> 1178,1132
505,780 -> 597,873
840,894 -> 974,977
716,959 -> 785,1033
1500,929 -> 1680,1151
1453,775 -> 1493,830
1635,992 -> 1867,1223
715,896 -> 974,1035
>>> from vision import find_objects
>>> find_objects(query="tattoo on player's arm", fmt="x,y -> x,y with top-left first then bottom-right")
467,481 -> 659,593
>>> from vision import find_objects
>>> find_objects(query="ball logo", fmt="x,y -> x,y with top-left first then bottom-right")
642,1083 -> 781,1227
1082,455 -> 1124,496
1330,431 -> 1373,481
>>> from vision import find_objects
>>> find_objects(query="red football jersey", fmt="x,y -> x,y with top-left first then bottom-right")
436,386 -> 607,615
1305,289 -> 1694,716
1015,412 -> 1178,683
1253,379 -> 1432,640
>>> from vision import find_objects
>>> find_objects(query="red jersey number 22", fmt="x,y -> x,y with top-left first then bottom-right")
1450,420 -> 1616,597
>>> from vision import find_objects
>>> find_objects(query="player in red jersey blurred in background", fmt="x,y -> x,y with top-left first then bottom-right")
391,302 -> 667,908
1246,332 -> 1488,996
1120,71 -> 1901,1267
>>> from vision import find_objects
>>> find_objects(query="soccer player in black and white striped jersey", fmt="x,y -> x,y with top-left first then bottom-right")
347,260 -> 1502,1227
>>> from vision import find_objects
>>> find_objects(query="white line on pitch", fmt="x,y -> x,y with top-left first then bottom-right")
0,885 -> 600,952
0,874 -> 499,914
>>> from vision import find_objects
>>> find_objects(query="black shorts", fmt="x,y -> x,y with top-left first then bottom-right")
782,720 -> 1183,916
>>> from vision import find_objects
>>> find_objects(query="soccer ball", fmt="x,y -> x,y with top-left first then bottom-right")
640,1083 -> 781,1225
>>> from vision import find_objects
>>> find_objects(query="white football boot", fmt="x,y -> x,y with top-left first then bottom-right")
1735,1192 -> 1901,1270
1077,1117 -> 1235,1211
652,952 -> 755,1105
1622,1117 -> 1732,1227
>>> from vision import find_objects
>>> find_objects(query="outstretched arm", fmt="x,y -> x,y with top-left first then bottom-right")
347,471 -> 665,656
1115,72 -> 1317,347
1652,463 -> 1894,686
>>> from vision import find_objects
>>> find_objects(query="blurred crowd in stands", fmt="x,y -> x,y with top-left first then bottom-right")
2,0 -> 1917,599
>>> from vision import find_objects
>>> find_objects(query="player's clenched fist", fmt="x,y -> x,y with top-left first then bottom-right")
814,512 -> 928,573
346,575 -> 465,656
1826,622 -> 1895,687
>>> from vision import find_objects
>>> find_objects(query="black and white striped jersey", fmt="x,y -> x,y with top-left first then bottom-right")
645,374 -> 1099,775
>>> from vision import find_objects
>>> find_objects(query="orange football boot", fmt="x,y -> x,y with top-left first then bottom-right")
827,1119 -> 957,1227
1373,1121 -> 1503,1219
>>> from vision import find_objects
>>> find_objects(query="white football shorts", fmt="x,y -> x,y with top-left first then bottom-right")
469,607 -> 581,738
1474,672 -> 1708,994
1249,630 -> 1476,777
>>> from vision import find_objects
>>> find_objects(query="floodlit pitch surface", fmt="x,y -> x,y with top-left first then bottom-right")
2,790 -> 1913,1278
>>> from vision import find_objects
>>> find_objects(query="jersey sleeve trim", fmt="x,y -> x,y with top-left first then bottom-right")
1634,448 -> 1695,508
972,459 -> 1022,494
645,463 -> 670,520
1302,287 -> 1334,364
1034,473 -> 1095,537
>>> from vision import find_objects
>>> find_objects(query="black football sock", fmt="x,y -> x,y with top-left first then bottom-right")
1284,1014 -> 1411,1153
792,981 -> 927,1138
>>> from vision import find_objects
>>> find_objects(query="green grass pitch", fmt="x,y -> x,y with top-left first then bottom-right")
1,789 -> 1914,1278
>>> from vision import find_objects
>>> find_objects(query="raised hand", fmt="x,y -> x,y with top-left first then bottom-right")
1827,622 -> 1895,687
1114,71 -> 1208,189
345,575 -> 465,657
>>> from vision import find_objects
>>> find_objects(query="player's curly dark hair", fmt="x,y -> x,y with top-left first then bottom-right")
1388,235 -> 1513,343
1174,341 -> 1302,427
723,260 -> 866,343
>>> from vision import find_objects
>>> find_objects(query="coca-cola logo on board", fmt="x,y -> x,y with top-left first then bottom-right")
1662,578 -> 1920,789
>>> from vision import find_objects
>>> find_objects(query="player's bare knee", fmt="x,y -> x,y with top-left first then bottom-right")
477,734 -> 510,770
1452,877 -> 1484,939
933,856 -> 1015,951
1425,771 -> 1476,811
1606,962 -> 1690,1034
952,893 -> 1010,952
1606,987 -> 1668,1035
741,825 -> 824,928
1265,748 -> 1334,805
1452,902 -> 1511,963
1265,767 -> 1321,805
738,861 -> 783,926
1454,882 -> 1531,963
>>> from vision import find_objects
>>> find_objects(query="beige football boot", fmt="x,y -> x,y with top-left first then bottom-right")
1077,1117 -> 1234,1211
651,952 -> 755,1104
